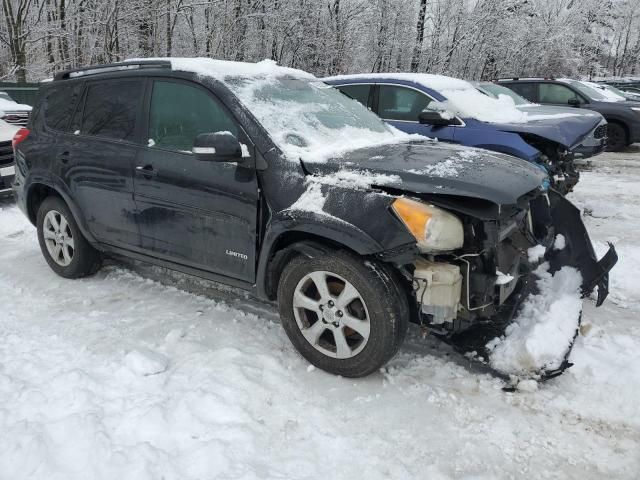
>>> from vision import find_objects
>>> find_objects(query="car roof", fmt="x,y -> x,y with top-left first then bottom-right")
54,58 -> 315,83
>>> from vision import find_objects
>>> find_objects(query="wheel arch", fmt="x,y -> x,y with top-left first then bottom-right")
25,179 -> 97,244
257,213 -> 397,300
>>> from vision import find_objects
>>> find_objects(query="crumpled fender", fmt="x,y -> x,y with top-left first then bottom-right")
546,190 -> 618,306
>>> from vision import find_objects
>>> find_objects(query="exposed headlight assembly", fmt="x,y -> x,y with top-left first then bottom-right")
392,197 -> 464,253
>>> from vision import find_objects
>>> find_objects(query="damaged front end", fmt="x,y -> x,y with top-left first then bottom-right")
403,189 -> 617,381
522,135 -> 581,195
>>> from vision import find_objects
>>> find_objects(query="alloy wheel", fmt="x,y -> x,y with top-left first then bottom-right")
42,210 -> 75,267
292,270 -> 371,359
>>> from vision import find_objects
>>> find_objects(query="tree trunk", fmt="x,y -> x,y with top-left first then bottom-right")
410,0 -> 427,72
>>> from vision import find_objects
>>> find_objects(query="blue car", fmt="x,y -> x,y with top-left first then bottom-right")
323,74 -> 607,193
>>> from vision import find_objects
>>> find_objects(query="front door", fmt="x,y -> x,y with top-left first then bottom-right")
69,78 -> 144,249
133,79 -> 259,283
376,84 -> 457,142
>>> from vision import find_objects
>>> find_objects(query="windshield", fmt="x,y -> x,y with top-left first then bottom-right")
563,80 -> 610,101
476,83 -> 532,106
603,84 -> 631,98
226,76 -> 412,162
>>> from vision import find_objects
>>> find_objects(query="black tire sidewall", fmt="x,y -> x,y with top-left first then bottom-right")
36,196 -> 100,278
606,123 -> 627,152
277,251 -> 408,377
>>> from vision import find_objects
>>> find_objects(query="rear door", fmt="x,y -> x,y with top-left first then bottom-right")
374,84 -> 457,141
133,78 -> 259,283
69,78 -> 144,248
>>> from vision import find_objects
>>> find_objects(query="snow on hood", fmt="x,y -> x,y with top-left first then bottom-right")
0,98 -> 32,113
129,58 -> 423,163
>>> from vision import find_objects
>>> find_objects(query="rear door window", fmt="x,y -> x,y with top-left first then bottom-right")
43,83 -> 84,132
336,84 -> 372,109
504,83 -> 537,102
378,85 -> 434,122
81,80 -> 144,142
147,80 -> 239,152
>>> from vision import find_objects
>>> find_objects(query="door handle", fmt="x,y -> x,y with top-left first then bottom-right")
58,151 -> 71,164
135,165 -> 158,177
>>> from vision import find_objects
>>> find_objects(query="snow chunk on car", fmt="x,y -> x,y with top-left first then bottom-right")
486,264 -> 583,377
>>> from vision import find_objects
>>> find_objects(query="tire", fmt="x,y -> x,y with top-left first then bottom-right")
606,123 -> 627,152
277,250 -> 409,377
36,196 -> 101,278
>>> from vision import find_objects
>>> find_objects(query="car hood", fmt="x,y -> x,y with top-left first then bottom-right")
491,105 -> 604,149
302,141 -> 546,207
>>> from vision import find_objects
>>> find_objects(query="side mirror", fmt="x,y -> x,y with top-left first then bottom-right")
193,132 -> 243,163
567,98 -> 581,107
418,110 -> 458,126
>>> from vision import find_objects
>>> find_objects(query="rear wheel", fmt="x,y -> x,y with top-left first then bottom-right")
277,250 -> 408,377
606,123 -> 627,152
37,196 -> 101,278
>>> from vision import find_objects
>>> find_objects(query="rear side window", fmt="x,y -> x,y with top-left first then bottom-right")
378,85 -> 434,121
148,80 -> 238,152
337,84 -> 372,109
81,80 -> 144,141
504,83 -> 537,102
43,83 -> 84,132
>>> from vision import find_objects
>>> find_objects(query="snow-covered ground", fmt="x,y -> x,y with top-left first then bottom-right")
1,149 -> 639,480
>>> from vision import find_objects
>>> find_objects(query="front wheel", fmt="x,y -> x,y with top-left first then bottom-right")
277,251 -> 408,377
36,196 -> 102,278
606,123 -> 627,152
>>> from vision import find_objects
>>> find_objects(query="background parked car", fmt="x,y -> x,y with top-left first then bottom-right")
475,82 -> 608,159
0,91 -> 32,127
585,81 -> 640,102
497,78 -> 640,152
324,73 -> 606,193
0,119 -> 19,197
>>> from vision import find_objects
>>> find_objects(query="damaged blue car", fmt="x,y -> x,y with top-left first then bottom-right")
324,74 -> 608,194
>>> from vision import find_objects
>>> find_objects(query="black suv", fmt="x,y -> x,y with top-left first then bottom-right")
498,78 -> 640,151
12,60 -> 616,378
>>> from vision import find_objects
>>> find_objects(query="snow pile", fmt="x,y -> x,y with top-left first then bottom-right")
527,244 -> 547,263
486,264 -> 583,376
407,148 -> 481,178
309,169 -> 401,189
496,270 -> 514,285
0,98 -> 32,113
129,57 -> 315,82
289,182 -> 327,214
124,348 -> 169,376
288,170 -> 399,216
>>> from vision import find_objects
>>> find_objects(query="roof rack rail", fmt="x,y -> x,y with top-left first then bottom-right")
54,60 -> 172,81
495,77 -> 555,82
